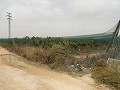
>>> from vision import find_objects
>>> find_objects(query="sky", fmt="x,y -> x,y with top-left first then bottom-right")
0,0 -> 120,38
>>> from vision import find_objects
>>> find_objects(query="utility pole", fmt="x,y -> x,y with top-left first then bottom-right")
6,12 -> 12,38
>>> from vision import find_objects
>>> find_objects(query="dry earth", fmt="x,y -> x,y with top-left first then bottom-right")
0,46 -> 111,90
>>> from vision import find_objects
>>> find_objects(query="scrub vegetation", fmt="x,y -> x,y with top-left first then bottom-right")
92,60 -> 120,89
0,36 -> 120,89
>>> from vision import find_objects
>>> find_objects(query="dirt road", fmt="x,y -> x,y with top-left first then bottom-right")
0,46 -> 110,90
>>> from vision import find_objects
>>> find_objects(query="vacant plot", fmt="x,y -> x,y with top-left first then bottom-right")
0,46 -> 111,90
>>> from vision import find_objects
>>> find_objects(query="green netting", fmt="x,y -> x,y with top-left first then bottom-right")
61,20 -> 120,55
62,22 -> 118,40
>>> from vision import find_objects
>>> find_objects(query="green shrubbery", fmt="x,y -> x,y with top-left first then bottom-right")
0,37 -> 108,54
48,45 -> 69,70
92,60 -> 120,89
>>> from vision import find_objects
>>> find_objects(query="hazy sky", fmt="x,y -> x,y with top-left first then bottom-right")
0,0 -> 120,38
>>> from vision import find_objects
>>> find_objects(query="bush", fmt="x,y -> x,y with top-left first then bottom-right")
2,42 -> 75,72
48,45 -> 69,69
10,45 -> 48,64
22,47 -> 48,63
92,59 -> 120,89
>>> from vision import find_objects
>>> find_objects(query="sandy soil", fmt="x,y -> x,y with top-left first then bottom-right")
0,46 -> 111,90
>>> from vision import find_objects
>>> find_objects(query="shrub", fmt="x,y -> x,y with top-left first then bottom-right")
92,59 -> 120,89
9,45 -> 48,64
21,46 -> 48,64
48,45 -> 69,69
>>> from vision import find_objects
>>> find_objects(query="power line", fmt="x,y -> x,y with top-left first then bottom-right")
6,12 -> 12,38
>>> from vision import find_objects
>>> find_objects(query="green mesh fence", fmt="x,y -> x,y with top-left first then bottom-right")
60,20 -> 120,55
62,22 -> 118,40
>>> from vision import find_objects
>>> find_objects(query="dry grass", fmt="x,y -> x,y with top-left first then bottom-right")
91,59 -> 120,89
10,46 -> 48,64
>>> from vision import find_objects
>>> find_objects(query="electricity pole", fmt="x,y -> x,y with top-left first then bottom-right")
6,12 -> 12,38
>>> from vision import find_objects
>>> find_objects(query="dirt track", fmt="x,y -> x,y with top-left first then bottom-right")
0,46 -> 111,90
